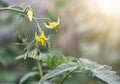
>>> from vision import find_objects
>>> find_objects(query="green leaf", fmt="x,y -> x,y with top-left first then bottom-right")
43,50 -> 74,69
40,61 -> 78,82
40,58 -> 120,84
39,80 -> 53,84
32,66 -> 38,71
19,71 -> 39,84
15,54 -> 24,60
79,58 -> 120,84
15,50 -> 47,60
0,57 -> 7,67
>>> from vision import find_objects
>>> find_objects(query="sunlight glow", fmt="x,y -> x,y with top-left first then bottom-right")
96,0 -> 120,16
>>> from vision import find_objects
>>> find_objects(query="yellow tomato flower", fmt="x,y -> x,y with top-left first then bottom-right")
35,32 -> 49,45
27,9 -> 33,22
44,17 -> 60,32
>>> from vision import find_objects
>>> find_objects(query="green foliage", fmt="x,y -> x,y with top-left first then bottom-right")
40,58 -> 120,84
19,71 -> 39,84
43,51 -> 74,69
80,59 -> 120,84
40,61 -> 78,82
0,1 -> 9,7
16,50 -> 120,84
1,5 -> 120,84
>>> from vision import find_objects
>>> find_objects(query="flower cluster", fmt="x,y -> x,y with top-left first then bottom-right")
27,9 -> 60,45
27,8 -> 60,59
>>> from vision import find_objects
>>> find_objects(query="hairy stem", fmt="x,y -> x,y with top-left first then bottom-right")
33,17 -> 42,33
36,60 -> 43,78
35,17 -> 52,22
0,7 -> 24,13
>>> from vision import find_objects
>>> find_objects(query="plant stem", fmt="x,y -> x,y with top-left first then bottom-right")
0,7 -> 24,13
35,17 -> 53,22
36,60 -> 43,78
33,17 -> 42,33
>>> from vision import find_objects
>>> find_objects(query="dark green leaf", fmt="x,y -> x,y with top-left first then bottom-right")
79,58 -> 120,84
19,71 -> 39,84
39,80 -> 53,84
40,61 -> 78,82
15,54 -> 24,60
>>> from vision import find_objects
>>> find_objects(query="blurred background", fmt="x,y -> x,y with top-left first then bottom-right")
0,0 -> 120,84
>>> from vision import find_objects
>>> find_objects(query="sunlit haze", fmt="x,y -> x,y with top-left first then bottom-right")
97,0 -> 120,15
87,0 -> 120,16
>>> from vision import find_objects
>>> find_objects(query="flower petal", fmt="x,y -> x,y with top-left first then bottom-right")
44,23 -> 52,28
35,34 -> 40,41
56,17 -> 60,25
27,9 -> 33,22
40,32 -> 45,38
49,22 -> 56,28
41,40 -> 44,46
45,35 -> 50,41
